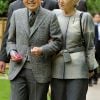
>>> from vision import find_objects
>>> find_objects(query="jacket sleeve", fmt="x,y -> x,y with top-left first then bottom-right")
41,13 -> 62,57
82,12 -> 95,70
6,11 -> 17,57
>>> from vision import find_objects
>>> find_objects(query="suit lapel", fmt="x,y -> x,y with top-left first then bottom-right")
22,8 -> 30,37
29,7 -> 46,38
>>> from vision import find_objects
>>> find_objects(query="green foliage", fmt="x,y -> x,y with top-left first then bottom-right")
87,0 -> 100,13
0,0 -> 8,15
0,79 -> 10,100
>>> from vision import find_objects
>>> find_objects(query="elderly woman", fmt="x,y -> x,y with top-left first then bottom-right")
51,0 -> 95,100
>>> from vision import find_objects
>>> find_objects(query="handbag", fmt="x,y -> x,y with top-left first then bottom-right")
59,13 -> 84,63
61,13 -> 84,63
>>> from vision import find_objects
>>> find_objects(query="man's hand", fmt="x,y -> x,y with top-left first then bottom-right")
0,61 -> 6,73
10,51 -> 23,62
31,47 -> 43,57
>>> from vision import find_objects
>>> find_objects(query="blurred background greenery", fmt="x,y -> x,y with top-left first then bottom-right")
0,0 -> 9,17
0,0 -> 100,17
87,0 -> 100,13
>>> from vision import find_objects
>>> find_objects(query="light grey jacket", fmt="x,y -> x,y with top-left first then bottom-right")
6,7 -> 62,83
52,9 -> 95,79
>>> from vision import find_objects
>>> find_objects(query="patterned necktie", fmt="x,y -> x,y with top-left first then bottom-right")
29,12 -> 35,27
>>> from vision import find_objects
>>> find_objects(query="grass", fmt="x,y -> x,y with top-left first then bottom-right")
0,79 -> 10,100
47,95 -> 50,100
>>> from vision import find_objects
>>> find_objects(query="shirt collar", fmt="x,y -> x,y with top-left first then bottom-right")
28,6 -> 40,17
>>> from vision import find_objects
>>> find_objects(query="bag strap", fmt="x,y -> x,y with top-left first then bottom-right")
80,13 -> 86,48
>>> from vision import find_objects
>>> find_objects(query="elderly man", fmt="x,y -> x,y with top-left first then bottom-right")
6,0 -> 62,100
0,0 -> 59,73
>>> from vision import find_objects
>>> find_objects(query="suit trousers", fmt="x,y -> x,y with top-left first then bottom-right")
51,78 -> 88,100
10,68 -> 49,100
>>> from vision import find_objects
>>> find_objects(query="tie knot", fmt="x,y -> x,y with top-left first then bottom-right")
29,12 -> 36,27
30,12 -> 35,18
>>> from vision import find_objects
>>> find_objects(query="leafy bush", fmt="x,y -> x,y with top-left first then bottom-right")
0,0 -> 8,16
87,0 -> 100,13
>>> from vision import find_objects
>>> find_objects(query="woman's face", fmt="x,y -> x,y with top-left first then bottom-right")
58,0 -> 78,11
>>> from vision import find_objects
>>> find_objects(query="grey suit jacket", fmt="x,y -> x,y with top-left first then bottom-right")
0,0 -> 25,62
6,7 -> 62,83
52,9 -> 95,79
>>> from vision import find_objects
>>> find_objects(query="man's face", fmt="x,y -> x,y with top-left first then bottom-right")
23,0 -> 41,12
93,14 -> 100,23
